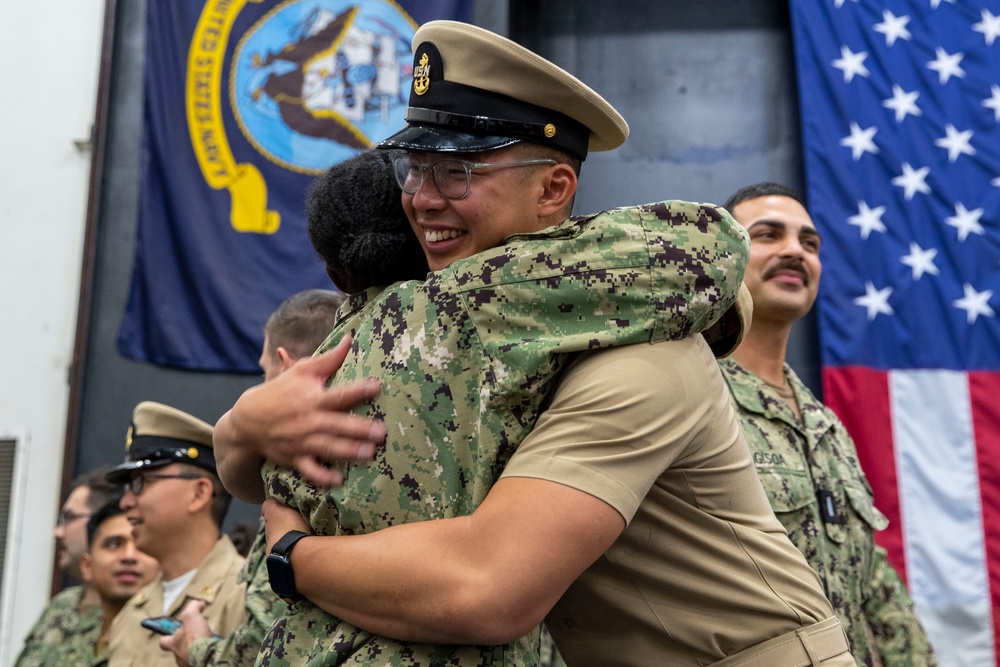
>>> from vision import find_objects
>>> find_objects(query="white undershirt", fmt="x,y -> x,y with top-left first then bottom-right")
162,569 -> 197,614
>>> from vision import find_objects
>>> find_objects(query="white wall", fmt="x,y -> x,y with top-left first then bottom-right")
0,0 -> 105,660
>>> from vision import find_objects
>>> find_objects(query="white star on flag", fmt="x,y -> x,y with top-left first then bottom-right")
840,122 -> 879,160
848,201 -> 887,239
983,85 -> 1000,122
973,9 -> 1000,46
993,176 -> 1000,187
930,0 -> 955,9
854,282 -> 895,320
900,242 -> 939,279
834,0 -> 858,8
832,45 -> 870,82
953,283 -> 995,323
883,85 -> 922,122
926,47 -> 965,84
891,162 -> 931,200
934,124 -> 975,162
874,10 -> 912,45
946,203 -> 985,242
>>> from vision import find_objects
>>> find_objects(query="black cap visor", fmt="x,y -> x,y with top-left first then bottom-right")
104,458 -> 173,485
378,123 -> 520,154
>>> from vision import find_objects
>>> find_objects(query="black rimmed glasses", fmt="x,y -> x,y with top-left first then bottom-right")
388,153 -> 557,200
126,472 -> 203,496
57,509 -> 91,526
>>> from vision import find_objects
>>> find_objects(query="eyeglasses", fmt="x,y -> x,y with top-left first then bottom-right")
57,509 -> 91,526
126,473 -> 203,496
389,153 -> 557,200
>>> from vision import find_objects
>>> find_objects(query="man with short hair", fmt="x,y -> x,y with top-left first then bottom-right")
219,21 -> 852,666
106,402 -> 245,666
161,289 -> 344,667
81,498 -> 160,664
258,289 -> 346,381
15,466 -> 122,667
719,182 -> 936,666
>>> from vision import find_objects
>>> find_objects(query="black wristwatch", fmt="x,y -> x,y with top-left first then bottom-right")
266,530 -> 311,602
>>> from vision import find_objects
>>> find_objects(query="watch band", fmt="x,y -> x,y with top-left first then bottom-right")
272,529 -> 311,557
267,530 -> 311,602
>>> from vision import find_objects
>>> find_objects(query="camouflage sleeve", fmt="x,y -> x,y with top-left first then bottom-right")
12,619 -> 47,667
14,588 -> 85,667
188,539 -> 280,667
865,546 -> 938,666
538,624 -> 568,667
187,636 -> 222,667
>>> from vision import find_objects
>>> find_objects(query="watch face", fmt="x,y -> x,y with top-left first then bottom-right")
266,553 -> 295,599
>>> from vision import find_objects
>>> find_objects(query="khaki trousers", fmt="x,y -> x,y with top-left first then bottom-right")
712,617 -> 856,667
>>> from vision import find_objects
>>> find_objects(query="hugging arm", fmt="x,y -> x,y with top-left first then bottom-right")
214,337 -> 387,502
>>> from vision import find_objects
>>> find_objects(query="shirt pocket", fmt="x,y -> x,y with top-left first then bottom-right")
755,464 -> 816,514
843,480 -> 889,531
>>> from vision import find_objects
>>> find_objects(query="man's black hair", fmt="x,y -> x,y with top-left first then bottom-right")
723,182 -> 807,215
307,150 -> 429,294
85,495 -> 125,547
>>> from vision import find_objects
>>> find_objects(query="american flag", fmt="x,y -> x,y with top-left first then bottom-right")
789,0 -> 1000,664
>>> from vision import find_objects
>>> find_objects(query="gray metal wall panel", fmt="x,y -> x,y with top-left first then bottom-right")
514,0 -> 821,393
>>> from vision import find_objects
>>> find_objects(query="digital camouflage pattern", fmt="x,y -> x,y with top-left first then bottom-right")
15,585 -> 103,667
258,201 -> 749,666
538,626 -> 566,667
719,358 -> 937,667
189,520 -> 280,666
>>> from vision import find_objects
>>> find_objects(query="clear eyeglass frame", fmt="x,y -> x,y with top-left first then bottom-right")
388,153 -> 557,200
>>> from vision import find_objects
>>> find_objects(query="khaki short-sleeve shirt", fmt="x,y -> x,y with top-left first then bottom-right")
502,338 -> 836,666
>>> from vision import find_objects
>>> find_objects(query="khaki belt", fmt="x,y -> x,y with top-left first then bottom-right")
712,617 -> 853,667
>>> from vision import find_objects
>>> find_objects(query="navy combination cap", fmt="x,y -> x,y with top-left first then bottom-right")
105,401 -> 216,484
377,20 -> 629,160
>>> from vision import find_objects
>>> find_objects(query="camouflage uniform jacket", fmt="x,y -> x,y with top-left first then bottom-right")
719,358 -> 937,667
190,520 -> 280,666
15,585 -> 103,667
259,201 -> 749,667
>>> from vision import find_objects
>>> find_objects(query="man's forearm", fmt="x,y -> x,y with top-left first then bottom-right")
267,477 -> 623,645
214,408 -> 267,503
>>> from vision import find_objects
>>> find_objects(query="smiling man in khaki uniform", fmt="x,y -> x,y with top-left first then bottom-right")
106,402 -> 245,666
219,20 -> 856,667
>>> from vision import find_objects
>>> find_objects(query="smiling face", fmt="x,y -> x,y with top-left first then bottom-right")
80,513 -> 158,605
731,194 -> 822,326
119,464 -> 203,561
401,146 -> 557,271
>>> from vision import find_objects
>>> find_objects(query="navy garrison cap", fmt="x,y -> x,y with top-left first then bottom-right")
378,20 -> 628,160
105,401 -> 216,484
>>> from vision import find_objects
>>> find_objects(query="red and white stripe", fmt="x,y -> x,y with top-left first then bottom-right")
824,367 -> 999,665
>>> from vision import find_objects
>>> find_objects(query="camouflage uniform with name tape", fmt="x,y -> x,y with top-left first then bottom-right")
719,358 -> 937,667
256,200 -> 749,666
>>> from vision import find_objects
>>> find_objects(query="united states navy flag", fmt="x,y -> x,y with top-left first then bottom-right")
118,0 -> 471,372
790,1 -> 1000,664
